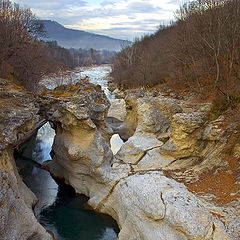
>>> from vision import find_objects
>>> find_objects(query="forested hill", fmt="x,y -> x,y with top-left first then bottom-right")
112,0 -> 240,104
41,20 -> 130,51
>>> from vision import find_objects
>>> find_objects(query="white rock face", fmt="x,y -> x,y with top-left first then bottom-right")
115,133 -> 163,163
137,148 -> 174,170
100,172 -> 230,240
110,134 -> 124,154
108,99 -> 126,121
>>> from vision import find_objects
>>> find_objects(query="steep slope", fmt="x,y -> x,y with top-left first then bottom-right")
41,20 -> 130,51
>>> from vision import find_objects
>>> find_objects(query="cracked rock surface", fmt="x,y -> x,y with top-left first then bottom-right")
100,172 -> 229,240
44,86 -> 240,239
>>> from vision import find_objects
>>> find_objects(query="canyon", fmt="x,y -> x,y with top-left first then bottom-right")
0,67 -> 239,240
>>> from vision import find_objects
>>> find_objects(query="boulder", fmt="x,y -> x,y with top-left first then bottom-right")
43,82 -> 130,208
107,99 -> 126,121
162,111 -> 207,158
123,94 -> 182,140
115,133 -> 164,165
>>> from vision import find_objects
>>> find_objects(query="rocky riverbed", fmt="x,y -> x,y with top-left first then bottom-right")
0,73 -> 239,240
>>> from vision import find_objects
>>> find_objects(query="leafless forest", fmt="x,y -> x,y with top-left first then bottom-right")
113,0 -> 240,104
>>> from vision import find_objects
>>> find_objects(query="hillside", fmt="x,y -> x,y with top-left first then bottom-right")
41,20 -> 130,51
112,0 -> 240,103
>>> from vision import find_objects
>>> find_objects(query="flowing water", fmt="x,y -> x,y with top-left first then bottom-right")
16,66 -> 124,240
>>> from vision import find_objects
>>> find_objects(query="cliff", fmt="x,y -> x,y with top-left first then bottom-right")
0,79 -> 52,240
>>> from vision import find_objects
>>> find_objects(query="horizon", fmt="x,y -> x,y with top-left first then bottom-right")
14,0 -> 188,41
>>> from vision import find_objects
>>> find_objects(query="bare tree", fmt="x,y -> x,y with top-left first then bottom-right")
0,0 -> 46,89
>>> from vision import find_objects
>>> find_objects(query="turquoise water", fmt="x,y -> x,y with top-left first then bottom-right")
16,156 -> 119,240
16,124 -> 119,240
40,184 -> 119,240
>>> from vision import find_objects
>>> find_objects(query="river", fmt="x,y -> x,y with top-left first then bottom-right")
16,65 -> 122,240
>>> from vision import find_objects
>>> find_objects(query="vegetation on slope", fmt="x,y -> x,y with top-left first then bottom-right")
112,0 -> 240,104
0,0 -> 116,91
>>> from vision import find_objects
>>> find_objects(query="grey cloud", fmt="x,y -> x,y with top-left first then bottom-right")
110,18 -> 164,27
100,0 -> 115,7
167,0 -> 181,5
18,0 -> 87,10
106,27 -> 136,31
127,1 -> 159,13
16,0 -> 184,40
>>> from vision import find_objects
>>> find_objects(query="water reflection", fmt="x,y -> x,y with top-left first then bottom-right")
17,122 -> 58,217
40,184 -> 119,240
16,156 -> 58,217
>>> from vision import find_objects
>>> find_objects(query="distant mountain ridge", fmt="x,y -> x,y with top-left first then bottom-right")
40,20 -> 130,51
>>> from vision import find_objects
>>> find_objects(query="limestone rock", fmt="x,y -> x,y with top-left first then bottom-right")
106,117 -> 129,142
43,82 -> 129,208
0,80 -> 52,240
233,143 -> 240,158
0,93 -> 42,153
202,116 -> 225,141
135,97 -> 182,134
162,111 -> 207,158
107,99 -> 126,121
123,93 -> 139,138
136,148 -> 175,170
123,94 -> 182,139
115,133 -> 163,164
0,169 -> 52,240
112,88 -> 125,99
100,172 -> 230,240
41,83 -> 239,240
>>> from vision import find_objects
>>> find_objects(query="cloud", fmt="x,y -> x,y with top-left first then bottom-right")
126,1 -> 160,13
100,0 -> 115,7
16,0 -> 87,11
15,0 -> 186,40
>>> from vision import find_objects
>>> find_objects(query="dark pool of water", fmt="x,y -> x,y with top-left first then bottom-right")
16,155 -> 119,240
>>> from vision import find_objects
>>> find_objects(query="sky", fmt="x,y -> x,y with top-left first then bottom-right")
14,0 -> 187,40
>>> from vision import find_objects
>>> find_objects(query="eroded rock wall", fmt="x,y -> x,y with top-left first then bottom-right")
44,84 -> 240,239
0,79 -> 52,240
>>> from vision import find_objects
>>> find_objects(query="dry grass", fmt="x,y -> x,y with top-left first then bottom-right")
186,155 -> 240,204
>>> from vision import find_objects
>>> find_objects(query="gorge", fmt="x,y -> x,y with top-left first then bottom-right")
0,65 -> 239,240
